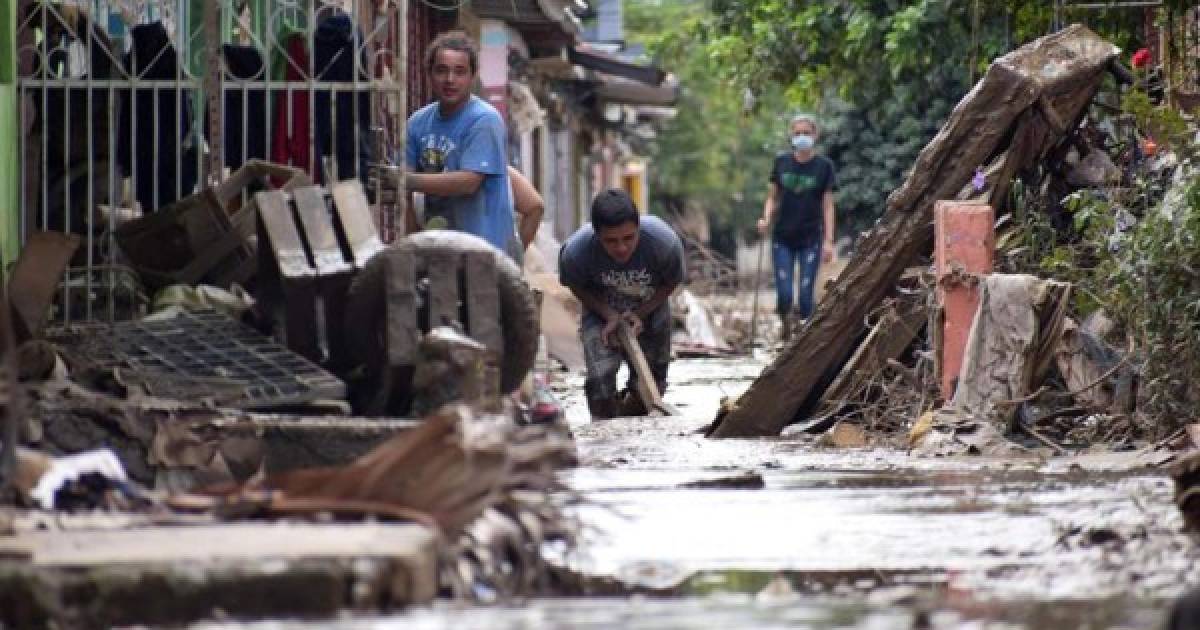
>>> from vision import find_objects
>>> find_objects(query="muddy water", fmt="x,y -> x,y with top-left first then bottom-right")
201,356 -> 1200,629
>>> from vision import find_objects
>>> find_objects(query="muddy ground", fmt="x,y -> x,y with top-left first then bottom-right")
193,354 -> 1200,629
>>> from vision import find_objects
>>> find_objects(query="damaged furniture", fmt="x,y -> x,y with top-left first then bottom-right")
342,231 -> 540,416
115,160 -> 310,292
255,180 -> 383,364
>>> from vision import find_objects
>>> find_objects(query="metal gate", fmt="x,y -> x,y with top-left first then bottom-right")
15,0 -> 407,323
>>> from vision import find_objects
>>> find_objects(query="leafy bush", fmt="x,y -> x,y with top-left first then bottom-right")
1008,89 -> 1200,433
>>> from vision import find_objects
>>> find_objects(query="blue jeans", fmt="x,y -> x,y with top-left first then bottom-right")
772,239 -> 821,318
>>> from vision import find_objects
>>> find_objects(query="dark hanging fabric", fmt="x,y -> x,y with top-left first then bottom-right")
31,10 -> 117,234
271,33 -> 315,183
25,12 -> 116,238
117,21 -> 198,213
221,44 -> 269,171
313,11 -> 372,183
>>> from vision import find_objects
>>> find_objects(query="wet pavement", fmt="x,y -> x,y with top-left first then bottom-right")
198,356 -> 1200,629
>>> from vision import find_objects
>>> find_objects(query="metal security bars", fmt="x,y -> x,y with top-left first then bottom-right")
15,0 -> 407,324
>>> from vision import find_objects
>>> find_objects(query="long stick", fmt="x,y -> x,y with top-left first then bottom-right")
748,238 -> 766,347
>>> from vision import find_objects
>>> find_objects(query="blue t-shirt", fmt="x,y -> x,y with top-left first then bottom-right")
559,215 -> 686,328
406,96 -> 517,256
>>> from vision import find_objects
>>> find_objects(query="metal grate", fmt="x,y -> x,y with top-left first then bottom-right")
49,307 -> 345,409
15,0 -> 409,324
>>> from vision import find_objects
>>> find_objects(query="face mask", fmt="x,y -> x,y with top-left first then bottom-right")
791,134 -> 815,151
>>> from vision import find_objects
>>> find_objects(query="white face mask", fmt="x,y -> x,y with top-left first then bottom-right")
791,134 -> 815,151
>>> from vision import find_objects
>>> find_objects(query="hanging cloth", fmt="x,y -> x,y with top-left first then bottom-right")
271,33 -> 316,184
117,21 -> 198,213
313,11 -> 372,183
222,44 -> 269,170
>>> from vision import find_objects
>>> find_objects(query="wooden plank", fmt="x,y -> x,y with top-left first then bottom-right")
710,25 -> 1117,437
616,322 -> 681,416
255,191 -> 314,280
331,180 -> 384,269
386,249 -> 418,365
292,186 -> 353,276
425,251 -> 460,330
815,298 -> 928,418
7,231 -> 80,339
463,250 -> 502,355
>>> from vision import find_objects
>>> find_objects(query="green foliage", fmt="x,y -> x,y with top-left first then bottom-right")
1124,89 -> 1195,157
1042,173 -> 1200,430
1004,91 -> 1200,432
624,0 -> 795,247
627,0 -> 1155,249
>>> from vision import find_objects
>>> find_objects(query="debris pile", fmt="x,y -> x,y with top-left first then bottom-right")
710,24 -> 1197,458
1,153 -> 567,624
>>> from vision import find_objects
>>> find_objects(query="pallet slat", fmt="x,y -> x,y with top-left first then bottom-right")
387,249 -> 418,365
464,251 -> 502,355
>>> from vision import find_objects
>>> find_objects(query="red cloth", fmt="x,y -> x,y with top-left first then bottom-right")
1132,48 -> 1152,69
271,34 -> 317,185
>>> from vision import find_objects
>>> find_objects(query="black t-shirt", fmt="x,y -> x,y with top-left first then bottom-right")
769,153 -> 837,247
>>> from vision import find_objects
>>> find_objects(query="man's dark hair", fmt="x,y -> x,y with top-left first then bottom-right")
590,189 -> 640,230
425,30 -> 478,76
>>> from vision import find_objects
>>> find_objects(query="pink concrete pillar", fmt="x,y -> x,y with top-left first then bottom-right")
934,201 -> 994,400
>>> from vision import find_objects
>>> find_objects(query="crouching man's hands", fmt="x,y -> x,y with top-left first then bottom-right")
621,311 -> 643,338
601,311 -> 643,347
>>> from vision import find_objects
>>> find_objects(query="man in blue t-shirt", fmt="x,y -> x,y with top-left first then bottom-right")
756,113 -> 837,341
559,189 -> 686,419
397,30 -> 518,259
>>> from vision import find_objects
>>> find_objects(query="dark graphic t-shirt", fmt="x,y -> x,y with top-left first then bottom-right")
558,215 -> 686,328
769,153 -> 836,247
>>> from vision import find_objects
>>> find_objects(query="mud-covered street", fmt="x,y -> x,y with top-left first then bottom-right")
7,1 -> 1200,627
194,356 -> 1200,629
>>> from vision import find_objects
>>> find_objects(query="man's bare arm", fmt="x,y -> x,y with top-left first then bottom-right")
566,285 -> 618,323
634,283 -> 678,321
405,170 -> 484,197
509,166 -> 544,250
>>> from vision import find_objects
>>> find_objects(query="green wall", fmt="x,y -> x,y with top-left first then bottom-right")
0,0 -> 16,268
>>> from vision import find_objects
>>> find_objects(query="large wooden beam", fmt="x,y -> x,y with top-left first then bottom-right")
710,25 -> 1118,438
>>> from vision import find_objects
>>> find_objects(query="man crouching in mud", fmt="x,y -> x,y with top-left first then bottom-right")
559,189 -> 685,419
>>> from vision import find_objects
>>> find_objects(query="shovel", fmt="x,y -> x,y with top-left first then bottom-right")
616,321 -> 681,417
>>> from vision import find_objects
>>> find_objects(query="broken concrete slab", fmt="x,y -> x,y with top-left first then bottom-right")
710,25 -> 1119,437
0,523 -> 438,628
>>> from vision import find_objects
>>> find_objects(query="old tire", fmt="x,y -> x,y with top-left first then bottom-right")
344,231 -> 539,412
